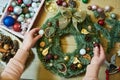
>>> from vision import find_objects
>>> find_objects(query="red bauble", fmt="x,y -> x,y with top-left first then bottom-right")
98,19 -> 104,26
56,0 -> 64,6
13,22 -> 21,32
18,0 -> 23,4
7,6 -> 14,12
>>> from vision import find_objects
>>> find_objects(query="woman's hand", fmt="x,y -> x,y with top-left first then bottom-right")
91,44 -> 106,66
21,28 -> 43,51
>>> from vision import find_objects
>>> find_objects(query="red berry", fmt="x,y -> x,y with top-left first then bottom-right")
56,0 -> 64,6
17,0 -> 23,4
98,19 -> 104,26
7,6 -> 14,12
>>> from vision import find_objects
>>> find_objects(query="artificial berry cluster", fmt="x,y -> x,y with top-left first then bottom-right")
87,5 -> 117,26
56,0 -> 77,8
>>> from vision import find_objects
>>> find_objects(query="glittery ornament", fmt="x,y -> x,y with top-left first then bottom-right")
17,16 -> 24,22
32,0 -> 39,2
17,0 -> 23,4
30,12 -> 35,17
3,16 -> 15,27
25,13 -> 31,18
32,2 -> 38,8
8,6 -> 14,12
23,0 -> 32,5
13,22 -> 21,32
11,1 -> 17,7
14,6 -> 22,15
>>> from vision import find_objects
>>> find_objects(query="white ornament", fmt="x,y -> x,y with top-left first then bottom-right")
11,1 -> 17,7
26,18 -> 32,24
92,5 -> 98,10
39,29 -> 44,35
34,8 -> 38,12
30,12 -> 35,17
25,13 -> 31,18
104,5 -> 111,12
97,8 -> 103,13
21,3 -> 26,8
32,2 -> 38,8
17,16 -> 24,22
79,49 -> 86,55
23,0 -> 32,5
14,6 -> 22,15
28,7 -> 34,12
32,0 -> 40,2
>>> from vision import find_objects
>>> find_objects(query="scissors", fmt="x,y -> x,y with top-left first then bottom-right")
104,54 -> 120,80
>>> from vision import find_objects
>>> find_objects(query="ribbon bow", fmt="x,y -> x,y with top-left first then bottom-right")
59,8 -> 87,32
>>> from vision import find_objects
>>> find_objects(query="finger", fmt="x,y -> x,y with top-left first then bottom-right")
99,45 -> 106,59
30,28 -> 40,34
34,35 -> 43,42
93,46 -> 100,57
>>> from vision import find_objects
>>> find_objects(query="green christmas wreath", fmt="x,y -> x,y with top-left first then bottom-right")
36,6 -> 120,77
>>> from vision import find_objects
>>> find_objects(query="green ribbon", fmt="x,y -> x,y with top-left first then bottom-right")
59,8 -> 87,32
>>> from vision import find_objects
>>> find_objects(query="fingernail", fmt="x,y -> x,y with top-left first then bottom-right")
93,42 -> 100,48
39,29 -> 44,36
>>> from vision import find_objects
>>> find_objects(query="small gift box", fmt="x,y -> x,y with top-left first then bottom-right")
0,0 -> 45,39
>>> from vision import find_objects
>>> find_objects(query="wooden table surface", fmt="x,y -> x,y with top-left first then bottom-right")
21,0 -> 120,80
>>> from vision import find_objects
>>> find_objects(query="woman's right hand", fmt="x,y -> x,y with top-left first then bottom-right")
21,28 -> 43,51
91,44 -> 106,66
